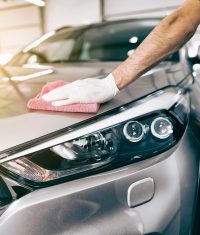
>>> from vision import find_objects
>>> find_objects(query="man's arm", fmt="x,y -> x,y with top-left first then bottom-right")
113,0 -> 200,89
43,0 -> 200,106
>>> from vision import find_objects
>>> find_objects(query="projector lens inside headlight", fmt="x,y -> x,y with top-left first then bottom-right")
151,117 -> 173,139
123,121 -> 148,142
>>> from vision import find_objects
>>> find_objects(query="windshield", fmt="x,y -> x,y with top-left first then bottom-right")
9,19 -> 179,65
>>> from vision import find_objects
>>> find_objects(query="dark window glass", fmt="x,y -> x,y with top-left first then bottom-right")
8,20 -> 179,66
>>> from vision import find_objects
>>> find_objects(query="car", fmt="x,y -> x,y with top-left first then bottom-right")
0,18 -> 199,235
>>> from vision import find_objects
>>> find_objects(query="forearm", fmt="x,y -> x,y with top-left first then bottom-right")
113,0 -> 200,89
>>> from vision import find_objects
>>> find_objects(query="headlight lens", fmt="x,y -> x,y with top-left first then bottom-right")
123,121 -> 149,142
2,129 -> 119,184
151,117 -> 173,139
0,90 -> 189,188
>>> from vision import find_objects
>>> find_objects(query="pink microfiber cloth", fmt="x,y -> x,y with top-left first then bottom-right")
27,80 -> 100,113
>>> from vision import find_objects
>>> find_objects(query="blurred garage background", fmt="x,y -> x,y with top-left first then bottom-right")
0,0 -> 198,65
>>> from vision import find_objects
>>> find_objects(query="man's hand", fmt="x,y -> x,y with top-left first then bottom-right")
42,74 -> 119,106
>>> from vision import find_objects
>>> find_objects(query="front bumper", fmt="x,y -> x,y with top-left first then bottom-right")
0,123 -> 199,235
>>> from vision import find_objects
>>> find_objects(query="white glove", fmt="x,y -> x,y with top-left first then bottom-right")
42,73 -> 119,106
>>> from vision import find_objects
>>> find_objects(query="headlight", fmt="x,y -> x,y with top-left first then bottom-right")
123,121 -> 149,142
0,89 -> 189,188
151,117 -> 173,139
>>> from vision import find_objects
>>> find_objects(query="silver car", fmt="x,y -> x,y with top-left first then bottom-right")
0,18 -> 199,235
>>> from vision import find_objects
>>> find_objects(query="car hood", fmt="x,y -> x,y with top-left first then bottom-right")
0,62 -> 186,152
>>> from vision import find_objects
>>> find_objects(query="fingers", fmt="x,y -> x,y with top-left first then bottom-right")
52,98 -> 76,106
42,85 -> 70,102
